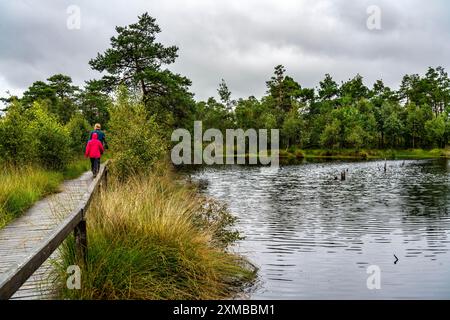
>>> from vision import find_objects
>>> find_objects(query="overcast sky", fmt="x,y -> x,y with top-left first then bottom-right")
0,0 -> 449,101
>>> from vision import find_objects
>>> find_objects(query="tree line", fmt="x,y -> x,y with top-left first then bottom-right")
199,65 -> 450,150
1,12 -> 449,169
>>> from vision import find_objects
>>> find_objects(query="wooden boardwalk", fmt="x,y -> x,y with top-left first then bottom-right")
0,169 -> 96,299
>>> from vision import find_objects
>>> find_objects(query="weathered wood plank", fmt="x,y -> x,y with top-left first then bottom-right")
0,161 -> 109,300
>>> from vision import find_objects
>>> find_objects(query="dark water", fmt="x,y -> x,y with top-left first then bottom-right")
190,159 -> 450,299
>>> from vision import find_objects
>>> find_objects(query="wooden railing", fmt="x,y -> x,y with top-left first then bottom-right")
0,160 -> 110,300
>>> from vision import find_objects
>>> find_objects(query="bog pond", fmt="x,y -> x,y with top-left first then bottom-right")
189,159 -> 450,299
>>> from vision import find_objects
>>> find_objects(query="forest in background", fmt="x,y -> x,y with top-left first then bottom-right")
1,15 -> 449,161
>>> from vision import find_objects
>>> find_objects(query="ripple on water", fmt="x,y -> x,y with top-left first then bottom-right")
191,159 -> 450,299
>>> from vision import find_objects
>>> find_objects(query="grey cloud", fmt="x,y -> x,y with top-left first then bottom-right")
0,0 -> 449,101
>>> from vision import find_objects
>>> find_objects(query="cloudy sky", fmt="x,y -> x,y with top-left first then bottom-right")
0,0 -> 449,101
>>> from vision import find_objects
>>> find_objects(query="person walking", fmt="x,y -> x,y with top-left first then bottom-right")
90,123 -> 107,149
85,132 -> 104,178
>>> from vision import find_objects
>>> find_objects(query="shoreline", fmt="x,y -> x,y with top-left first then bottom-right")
236,148 -> 450,161
285,148 -> 450,161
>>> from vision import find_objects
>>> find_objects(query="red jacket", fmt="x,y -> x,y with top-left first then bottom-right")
85,133 -> 104,158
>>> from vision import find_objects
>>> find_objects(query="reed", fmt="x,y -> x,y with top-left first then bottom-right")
56,165 -> 256,299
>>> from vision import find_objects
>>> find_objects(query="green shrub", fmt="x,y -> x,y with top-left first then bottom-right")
28,103 -> 71,169
0,101 -> 33,164
287,145 -> 296,153
358,150 -> 369,159
108,88 -> 167,180
193,198 -> 243,248
66,114 -> 91,154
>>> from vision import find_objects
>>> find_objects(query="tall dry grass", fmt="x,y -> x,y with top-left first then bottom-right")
0,158 -> 95,229
56,165 -> 256,299
0,166 -> 62,229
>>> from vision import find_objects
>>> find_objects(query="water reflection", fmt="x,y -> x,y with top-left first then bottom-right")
190,159 -> 450,299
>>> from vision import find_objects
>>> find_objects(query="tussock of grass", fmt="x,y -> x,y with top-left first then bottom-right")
56,167 -> 256,300
63,158 -> 91,180
0,166 -> 62,229
0,158 -> 94,229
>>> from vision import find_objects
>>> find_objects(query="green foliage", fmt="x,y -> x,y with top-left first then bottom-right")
21,81 -> 57,108
384,112 -> 404,147
28,103 -> 71,169
196,65 -> 450,151
195,97 -> 234,133
78,80 -> 111,127
47,74 -> 80,123
266,65 -> 304,113
66,114 -> 91,153
345,125 -> 365,149
320,120 -> 340,149
0,101 -> 32,164
282,108 -> 303,148
425,115 -> 446,147
318,74 -> 339,102
339,74 -> 369,103
194,197 -> 243,248
19,75 -> 80,124
217,79 -> 234,110
89,12 -> 194,130
0,99 -> 90,172
108,87 -> 167,180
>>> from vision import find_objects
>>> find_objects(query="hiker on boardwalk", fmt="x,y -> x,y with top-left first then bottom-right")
89,123 -> 107,149
85,132 -> 104,178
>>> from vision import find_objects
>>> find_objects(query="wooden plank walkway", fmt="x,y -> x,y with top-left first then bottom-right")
0,168 -> 97,300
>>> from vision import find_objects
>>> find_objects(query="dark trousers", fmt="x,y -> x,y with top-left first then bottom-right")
90,158 -> 100,176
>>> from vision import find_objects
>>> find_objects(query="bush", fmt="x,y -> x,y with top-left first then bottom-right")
0,101 -> 33,164
429,148 -> 445,157
320,120 -> 340,149
358,150 -> 369,159
0,101 -> 83,170
56,168 -> 255,299
193,197 -> 243,248
425,115 -> 446,148
28,103 -> 71,169
108,88 -> 167,180
66,114 -> 91,154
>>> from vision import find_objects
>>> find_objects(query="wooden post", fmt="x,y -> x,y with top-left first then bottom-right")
104,167 -> 108,190
341,170 -> 346,181
74,218 -> 87,265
